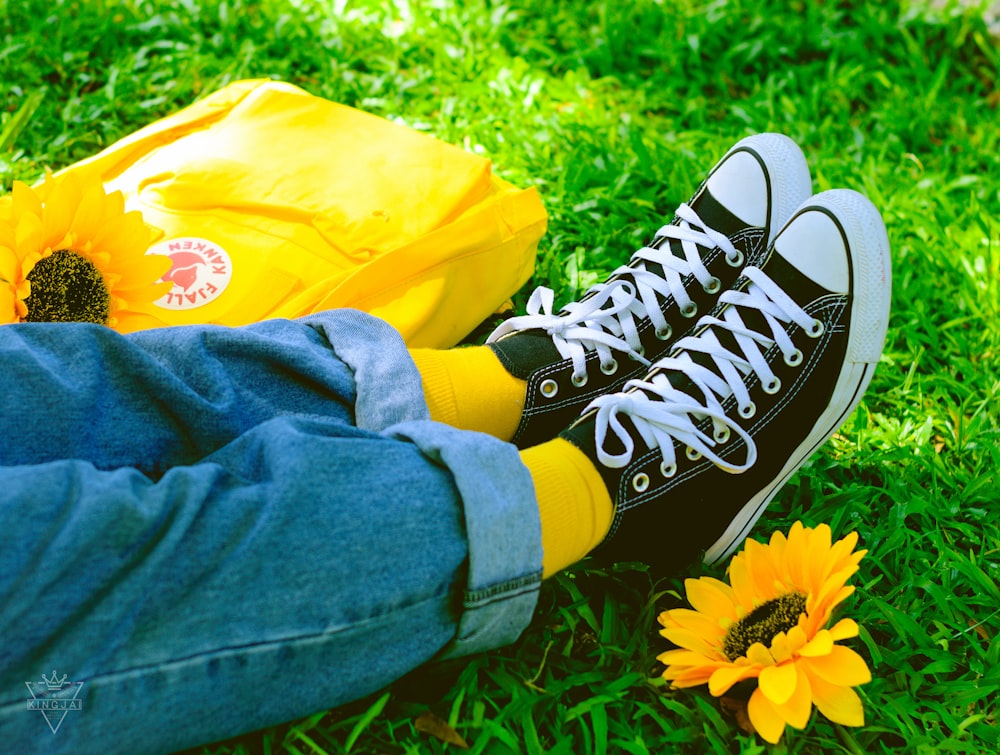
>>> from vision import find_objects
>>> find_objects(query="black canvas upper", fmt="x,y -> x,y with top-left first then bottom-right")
562,227 -> 859,575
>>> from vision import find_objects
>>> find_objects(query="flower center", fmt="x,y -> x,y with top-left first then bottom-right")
24,249 -> 110,325
722,592 -> 807,661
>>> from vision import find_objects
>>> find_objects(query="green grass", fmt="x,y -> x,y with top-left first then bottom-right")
3,0 -> 999,752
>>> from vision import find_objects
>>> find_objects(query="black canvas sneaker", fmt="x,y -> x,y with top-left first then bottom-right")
562,189 -> 892,574
488,133 -> 812,449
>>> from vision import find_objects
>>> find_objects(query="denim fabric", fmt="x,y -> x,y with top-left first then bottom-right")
0,311 -> 542,754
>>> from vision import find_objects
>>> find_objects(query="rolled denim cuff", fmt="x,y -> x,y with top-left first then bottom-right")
306,309 -> 543,657
387,421 -> 543,659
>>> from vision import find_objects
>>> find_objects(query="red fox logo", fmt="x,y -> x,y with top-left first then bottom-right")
160,251 -> 206,291
149,237 -> 232,311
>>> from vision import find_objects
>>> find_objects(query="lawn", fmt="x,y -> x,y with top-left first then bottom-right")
2,0 -> 998,753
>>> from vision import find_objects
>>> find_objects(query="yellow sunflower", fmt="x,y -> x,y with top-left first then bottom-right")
0,171 -> 171,331
657,522 -> 870,744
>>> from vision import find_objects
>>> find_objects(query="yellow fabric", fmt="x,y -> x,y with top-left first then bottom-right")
57,80 -> 547,345
409,346 -> 525,442
521,438 -> 614,578
411,346 -> 614,576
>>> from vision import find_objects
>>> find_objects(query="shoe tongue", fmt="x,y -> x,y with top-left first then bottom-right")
635,187 -> 747,283
763,246 -> 835,302
489,329 -> 563,380
688,185 -> 751,239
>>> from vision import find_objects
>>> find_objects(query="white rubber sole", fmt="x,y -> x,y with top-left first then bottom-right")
702,189 -> 892,564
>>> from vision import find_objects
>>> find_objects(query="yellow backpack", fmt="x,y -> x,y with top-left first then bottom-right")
60,79 -> 547,347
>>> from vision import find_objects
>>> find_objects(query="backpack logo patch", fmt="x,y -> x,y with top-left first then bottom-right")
149,237 -> 232,310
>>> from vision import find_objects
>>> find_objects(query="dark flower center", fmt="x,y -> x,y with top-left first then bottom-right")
722,592 -> 807,661
24,249 -> 110,325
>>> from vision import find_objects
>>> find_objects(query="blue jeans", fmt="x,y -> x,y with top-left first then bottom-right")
0,311 -> 543,754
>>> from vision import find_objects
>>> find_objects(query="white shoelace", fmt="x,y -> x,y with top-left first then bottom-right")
487,203 -> 742,381
588,266 -> 822,474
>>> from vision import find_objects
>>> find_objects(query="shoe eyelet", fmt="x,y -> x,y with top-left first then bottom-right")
655,324 -> 673,341
540,379 -> 559,398
685,446 -> 702,461
571,372 -> 588,388
632,472 -> 650,493
726,250 -> 744,268
807,319 -> 824,338
600,359 -> 619,376
633,345 -> 645,360
714,426 -> 730,444
703,276 -> 721,295
681,302 -> 698,319
660,461 -> 677,478
762,376 -> 781,395
739,401 -> 756,419
784,349 -> 803,367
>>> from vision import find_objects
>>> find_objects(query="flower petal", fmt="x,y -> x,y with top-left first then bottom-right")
657,648 -> 711,667
16,212 -> 44,265
803,645 -> 871,687
742,537 -> 780,604
785,622 -> 809,653
728,549 -> 756,613
0,244 -> 19,280
802,668 -> 866,727
746,641 -> 776,667
12,181 -> 43,220
111,308 -> 168,334
659,626 -> 722,659
71,178 -> 110,241
108,254 -> 172,291
747,687 -> 787,744
0,284 -> 19,323
41,174 -> 82,247
759,662 -> 798,706
685,577 -> 738,621
803,524 -> 833,592
774,662 -> 813,730
783,521 -> 809,588
708,662 -> 760,697
829,617 -> 860,641
798,628 -> 834,657
659,649 -> 725,688
770,630 -> 794,663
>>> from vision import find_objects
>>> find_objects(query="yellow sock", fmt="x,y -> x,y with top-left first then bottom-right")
410,346 -> 525,442
521,438 -> 614,578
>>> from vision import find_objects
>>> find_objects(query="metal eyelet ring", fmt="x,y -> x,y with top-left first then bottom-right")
726,250 -> 744,268
784,349 -> 804,367
600,359 -> 619,376
714,426 -> 730,444
540,379 -> 558,398
685,446 -> 702,461
807,319 -> 824,338
633,345 -> 646,360
571,372 -> 588,388
655,324 -> 672,341
703,276 -> 721,295
763,376 -> 781,394
739,401 -> 757,419
632,472 -> 650,493
660,461 -> 677,478
681,301 -> 698,318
